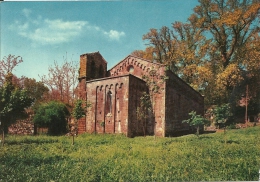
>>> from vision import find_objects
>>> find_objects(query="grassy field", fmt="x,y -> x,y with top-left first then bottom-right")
0,126 -> 260,181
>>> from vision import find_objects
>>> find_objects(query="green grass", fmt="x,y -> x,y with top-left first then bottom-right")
1,126 -> 260,181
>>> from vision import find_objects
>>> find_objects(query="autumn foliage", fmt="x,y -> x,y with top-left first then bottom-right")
132,0 -> 260,116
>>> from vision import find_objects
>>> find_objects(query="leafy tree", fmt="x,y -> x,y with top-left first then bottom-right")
193,0 -> 260,68
72,100 -> 86,121
33,101 -> 69,135
190,0 -> 260,103
20,77 -> 49,109
238,33 -> 260,116
131,47 -> 154,61
213,104 -> 232,131
0,73 -> 33,146
133,0 -> 260,109
136,20 -> 212,89
0,55 -> 23,87
71,99 -> 91,144
19,77 -> 50,135
133,20 -> 214,104
182,111 -> 209,137
141,27 -> 175,65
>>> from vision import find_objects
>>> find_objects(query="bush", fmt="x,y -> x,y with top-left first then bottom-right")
213,104 -> 231,128
226,123 -> 237,129
33,101 -> 69,135
182,111 -> 210,137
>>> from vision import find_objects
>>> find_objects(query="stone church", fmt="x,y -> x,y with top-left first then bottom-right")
77,52 -> 204,137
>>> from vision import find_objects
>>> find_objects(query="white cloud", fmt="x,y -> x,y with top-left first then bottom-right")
10,18 -> 88,45
44,19 -> 88,30
30,19 -> 88,44
9,10 -> 126,45
18,22 -> 29,31
22,8 -> 32,18
104,30 -> 125,41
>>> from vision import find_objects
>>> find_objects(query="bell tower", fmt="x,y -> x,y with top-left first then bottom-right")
78,51 -> 107,98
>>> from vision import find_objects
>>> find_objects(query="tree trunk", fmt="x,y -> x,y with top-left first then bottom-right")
72,134 -> 74,145
1,128 -> 4,146
196,126 -> 200,137
34,123 -> 37,135
142,123 -> 146,137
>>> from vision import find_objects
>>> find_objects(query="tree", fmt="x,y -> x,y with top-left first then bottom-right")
193,0 -> 260,68
213,104 -> 232,131
0,73 -> 34,146
20,77 -> 49,108
71,99 -> 91,144
141,27 -> 176,68
33,101 -> 69,135
0,55 -> 23,87
133,0 -> 260,109
18,77 -> 50,135
134,20 -> 214,97
239,33 -> 260,116
182,111 -> 209,137
192,0 -> 260,103
171,20 -> 212,91
131,46 -> 154,61
39,54 -> 78,106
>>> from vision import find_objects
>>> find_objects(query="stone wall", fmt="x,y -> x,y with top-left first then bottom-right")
77,52 -> 108,133
165,70 -> 204,136
127,75 -> 149,137
78,52 -> 107,99
85,75 -> 130,135
82,74 -> 149,137
8,119 -> 34,135
79,52 -> 107,81
109,55 -> 167,136
109,55 -> 165,80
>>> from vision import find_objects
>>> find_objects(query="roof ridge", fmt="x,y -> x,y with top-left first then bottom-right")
108,54 -> 164,71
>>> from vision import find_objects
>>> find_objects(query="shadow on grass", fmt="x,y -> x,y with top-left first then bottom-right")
167,130 -> 195,137
167,130 -> 216,138
6,138 -> 59,145
203,130 -> 217,134
198,135 -> 214,139
220,140 -> 240,144
2,155 -> 65,167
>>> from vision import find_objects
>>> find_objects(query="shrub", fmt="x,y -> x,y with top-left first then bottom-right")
213,103 -> 232,128
182,111 -> 210,137
226,123 -> 237,129
33,101 -> 69,135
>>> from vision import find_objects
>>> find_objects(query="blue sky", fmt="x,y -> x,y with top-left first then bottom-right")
1,1 -> 199,81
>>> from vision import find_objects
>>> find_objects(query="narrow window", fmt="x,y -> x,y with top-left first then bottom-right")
106,91 -> 112,114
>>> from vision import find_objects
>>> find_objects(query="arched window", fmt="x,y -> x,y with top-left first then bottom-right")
106,91 -> 112,114
129,66 -> 134,73
127,65 -> 134,73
